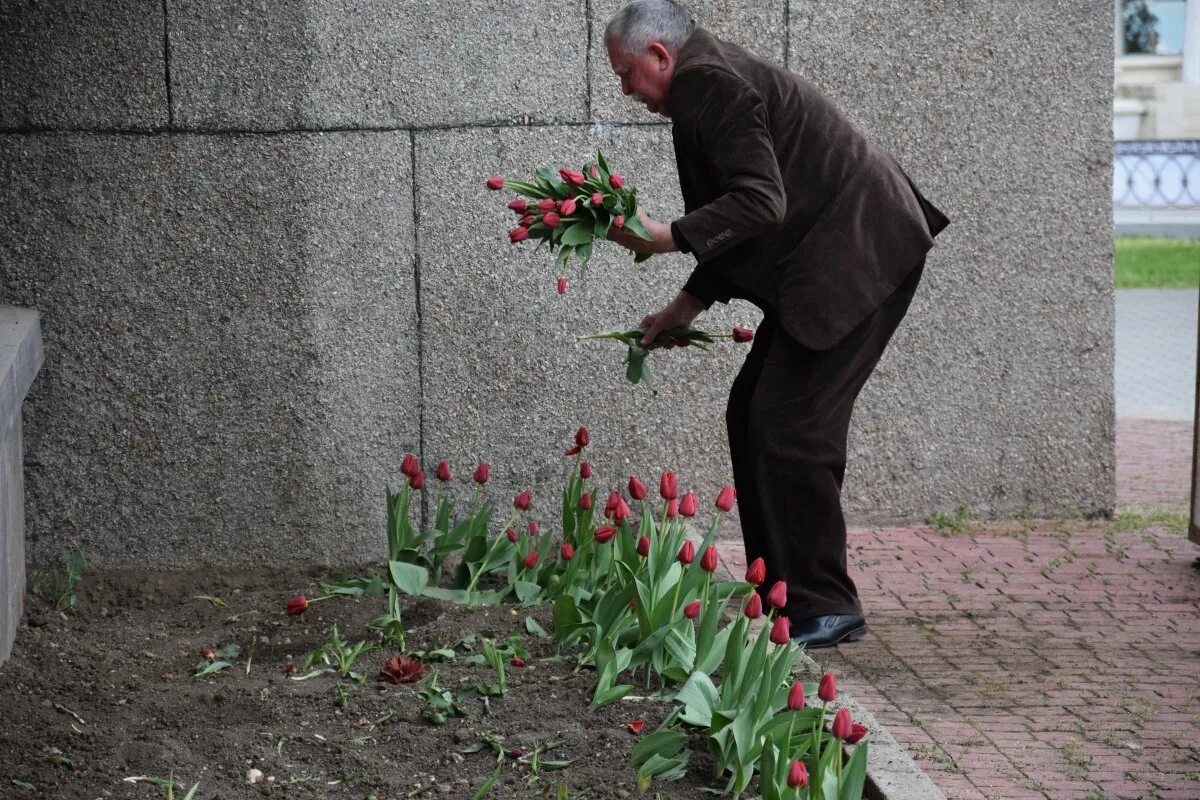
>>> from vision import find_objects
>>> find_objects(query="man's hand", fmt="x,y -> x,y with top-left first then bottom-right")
640,291 -> 707,349
608,208 -> 676,254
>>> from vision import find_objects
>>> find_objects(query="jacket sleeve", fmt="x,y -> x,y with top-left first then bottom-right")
670,66 -> 787,265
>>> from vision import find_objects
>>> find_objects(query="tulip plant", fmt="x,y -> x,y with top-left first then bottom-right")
487,150 -> 655,291
582,325 -> 756,392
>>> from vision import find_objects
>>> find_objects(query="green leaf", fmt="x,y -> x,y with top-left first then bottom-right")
630,729 -> 687,767
560,222 -> 593,246
388,560 -> 429,596
514,580 -> 542,604
470,763 -> 503,800
596,150 -> 611,175
193,660 -> 232,677
525,616 -> 550,639
623,215 -> 653,241
589,683 -> 633,709
673,671 -> 718,727
840,743 -> 868,800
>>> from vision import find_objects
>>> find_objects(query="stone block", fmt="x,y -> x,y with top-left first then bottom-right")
0,0 -> 168,129
168,0 -> 588,130
0,133 -> 419,567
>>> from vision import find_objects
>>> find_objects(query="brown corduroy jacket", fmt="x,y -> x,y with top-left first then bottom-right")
668,28 -> 949,350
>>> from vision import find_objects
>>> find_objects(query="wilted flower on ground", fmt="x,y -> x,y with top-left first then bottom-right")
378,654 -> 426,684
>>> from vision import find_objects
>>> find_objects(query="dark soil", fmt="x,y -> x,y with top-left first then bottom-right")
0,563 -> 724,799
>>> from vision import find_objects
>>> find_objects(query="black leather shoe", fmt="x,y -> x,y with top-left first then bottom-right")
789,613 -> 867,649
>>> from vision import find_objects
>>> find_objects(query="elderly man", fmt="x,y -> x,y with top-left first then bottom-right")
605,0 -> 949,648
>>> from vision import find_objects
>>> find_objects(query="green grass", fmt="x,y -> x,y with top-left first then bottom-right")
1114,237 -> 1200,288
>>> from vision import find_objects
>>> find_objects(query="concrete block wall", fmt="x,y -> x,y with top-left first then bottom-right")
0,1 -> 1114,568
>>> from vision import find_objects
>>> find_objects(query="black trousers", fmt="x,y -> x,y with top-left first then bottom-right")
727,260 -> 926,620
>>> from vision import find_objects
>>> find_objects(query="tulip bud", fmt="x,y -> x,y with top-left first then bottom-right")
612,497 -> 631,521
436,460 -> 452,482
511,656 -> 525,668
846,723 -> 869,744
589,164 -> 600,178
636,535 -> 650,557
543,211 -> 561,228
486,175 -> 504,190
766,580 -> 788,609
787,681 -> 806,710
628,597 -> 638,609
538,198 -> 556,212
700,545 -> 718,572
666,498 -> 679,518
575,426 -> 590,448
787,760 -> 808,789
628,476 -> 647,500
591,192 -> 604,206
579,492 -> 592,510
832,707 -> 853,740
683,600 -> 701,619
528,520 -> 539,535
594,525 -> 617,544
732,325 -> 755,343
507,199 -> 527,213
401,452 -> 419,477
609,173 -> 624,189
818,672 -> 837,702
678,540 -> 695,565
559,168 -> 586,185
286,595 -> 308,615
561,542 -> 575,561
509,227 -> 529,243
769,615 -> 791,645
580,461 -> 592,479
514,489 -> 533,510
520,214 -> 535,227
557,276 -> 567,295
614,214 -> 625,228
410,470 -> 425,490
559,197 -> 577,216
506,528 -> 519,543
745,557 -> 766,585
659,471 -> 678,501
201,647 -> 215,660
473,463 -> 490,484
715,485 -> 736,512
523,550 -> 540,569
745,592 -> 763,619
679,492 -> 698,517
604,490 -> 620,517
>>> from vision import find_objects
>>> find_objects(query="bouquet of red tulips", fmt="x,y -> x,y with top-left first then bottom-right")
487,150 -> 654,293
583,325 -> 755,393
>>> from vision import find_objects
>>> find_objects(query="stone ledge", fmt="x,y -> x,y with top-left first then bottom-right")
0,307 -> 44,438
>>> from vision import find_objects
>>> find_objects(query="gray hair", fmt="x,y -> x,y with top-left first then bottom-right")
605,0 -> 696,55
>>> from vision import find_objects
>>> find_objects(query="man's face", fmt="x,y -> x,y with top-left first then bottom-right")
606,39 -> 675,116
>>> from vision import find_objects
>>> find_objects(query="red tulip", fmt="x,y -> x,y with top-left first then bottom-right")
628,597 -> 638,609
787,681 -> 806,710
558,197 -> 577,216
578,492 -> 592,510
818,672 -> 837,702
846,723 -> 868,744
612,497 -> 631,521
528,520 -> 539,535
766,580 -> 788,609
409,470 -> 425,490
486,175 -> 504,190
506,528 -> 519,543
625,720 -> 645,735
560,168 -> 586,186
700,545 -> 718,572
745,557 -> 766,585
436,460 -> 451,482
683,600 -> 701,619
591,192 -> 604,206
200,647 -> 215,660
520,214 -> 535,227
769,615 -> 791,645
561,543 -> 575,560
666,498 -> 679,518
832,707 -> 853,740
732,325 -> 755,343
787,760 -> 808,789
715,485 -> 736,512
609,173 -> 624,189
589,164 -> 600,178
593,525 -> 617,544
576,426 -> 590,448
678,540 -> 695,564
401,453 -> 419,477
473,463 -> 490,484
286,595 -> 308,615
580,461 -> 592,479
538,198 -> 556,212
507,199 -> 528,213
557,276 -> 567,295
509,227 -> 529,243
514,489 -> 533,510
604,490 -> 620,517
614,214 -> 625,228
543,211 -> 561,228
636,535 -> 650,557
659,471 -> 678,500
628,475 -> 647,500
378,654 -> 426,684
511,656 -> 526,667
679,492 -> 697,517
745,593 -> 763,619
523,550 -> 540,569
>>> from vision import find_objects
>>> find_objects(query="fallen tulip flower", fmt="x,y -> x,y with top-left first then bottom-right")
559,168 -> 586,185
378,654 -> 427,684
200,647 -> 215,660
678,540 -> 695,565
473,463 -> 490,484
846,723 -> 868,744
787,760 -> 808,789
543,211 -> 561,229
818,672 -> 837,702
511,656 -> 526,668
745,593 -> 763,619
436,460 -> 452,481
628,475 -> 647,500
558,197 -> 577,216
636,535 -> 650,557
625,720 -> 645,735
486,175 -> 504,190
745,557 -> 766,585
700,545 -> 718,572
679,492 -> 698,518
766,580 -> 788,609
715,485 -> 736,512
769,615 -> 791,644
285,595 -> 308,615
557,276 -> 567,295
787,681 -> 806,710
732,325 -> 755,343
832,707 -> 853,740
538,198 -> 556,212
683,600 -> 701,619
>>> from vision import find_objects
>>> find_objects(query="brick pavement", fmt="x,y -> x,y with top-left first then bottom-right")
711,419 -> 1199,800
1117,419 -> 1194,511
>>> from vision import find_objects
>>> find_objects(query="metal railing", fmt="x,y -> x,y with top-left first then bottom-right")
1113,140 -> 1200,208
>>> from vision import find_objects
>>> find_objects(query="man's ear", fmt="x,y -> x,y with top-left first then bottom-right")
649,41 -> 674,71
